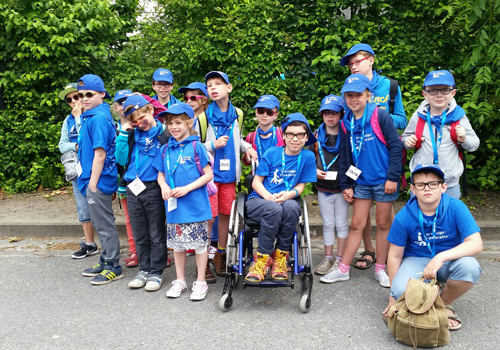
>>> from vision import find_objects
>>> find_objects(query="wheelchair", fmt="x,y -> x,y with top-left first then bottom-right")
219,160 -> 313,313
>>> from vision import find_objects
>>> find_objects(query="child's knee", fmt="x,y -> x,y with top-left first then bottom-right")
448,257 -> 482,284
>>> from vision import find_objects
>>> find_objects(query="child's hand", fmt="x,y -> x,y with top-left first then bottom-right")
215,136 -> 230,149
273,191 -> 290,203
450,125 -> 466,143
72,100 -> 83,118
264,193 -> 276,202
161,187 -> 172,200
384,180 -> 397,194
245,147 -> 258,162
121,121 -> 133,132
423,255 -> 444,280
405,134 -> 423,148
382,296 -> 397,319
317,169 -> 327,180
342,189 -> 354,202
171,186 -> 191,198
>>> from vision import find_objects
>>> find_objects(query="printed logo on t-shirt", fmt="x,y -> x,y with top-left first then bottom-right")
413,230 -> 450,248
270,169 -> 284,185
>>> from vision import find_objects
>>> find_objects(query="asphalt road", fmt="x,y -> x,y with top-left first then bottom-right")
0,248 -> 499,350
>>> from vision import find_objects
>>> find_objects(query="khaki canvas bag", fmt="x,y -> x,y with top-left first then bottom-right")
387,277 -> 450,348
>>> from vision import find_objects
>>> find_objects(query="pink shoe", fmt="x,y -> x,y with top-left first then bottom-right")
125,253 -> 139,268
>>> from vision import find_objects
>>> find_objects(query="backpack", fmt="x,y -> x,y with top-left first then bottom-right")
247,126 -> 285,148
387,277 -> 450,348
389,79 -> 398,115
198,108 -> 244,142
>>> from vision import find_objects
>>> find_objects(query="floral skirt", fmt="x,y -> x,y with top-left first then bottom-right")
167,220 -> 209,251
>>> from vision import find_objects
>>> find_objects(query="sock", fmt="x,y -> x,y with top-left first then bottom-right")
325,254 -> 333,260
375,263 -> 386,274
211,241 -> 218,248
87,242 -> 97,247
217,244 -> 226,253
335,255 -> 342,262
338,262 -> 350,274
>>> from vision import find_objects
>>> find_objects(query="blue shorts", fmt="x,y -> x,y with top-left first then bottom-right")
354,182 -> 400,202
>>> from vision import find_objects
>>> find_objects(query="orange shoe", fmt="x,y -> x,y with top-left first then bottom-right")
271,249 -> 289,282
245,253 -> 272,285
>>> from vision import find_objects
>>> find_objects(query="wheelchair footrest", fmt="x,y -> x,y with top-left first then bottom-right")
243,280 -> 294,289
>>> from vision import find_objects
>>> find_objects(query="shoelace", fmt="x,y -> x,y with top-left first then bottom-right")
274,257 -> 287,274
171,280 -> 186,292
249,260 -> 266,277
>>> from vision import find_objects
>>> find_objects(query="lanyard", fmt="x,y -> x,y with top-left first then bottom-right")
349,108 -> 367,166
207,105 -> 235,157
255,126 -> 276,159
418,207 -> 439,257
167,97 -> 172,108
166,145 -> 185,189
281,148 -> 302,191
426,110 -> 447,164
134,146 -> 149,178
317,134 -> 340,171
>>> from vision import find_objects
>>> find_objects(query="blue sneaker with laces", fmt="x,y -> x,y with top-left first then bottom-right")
82,258 -> 105,277
90,265 -> 124,285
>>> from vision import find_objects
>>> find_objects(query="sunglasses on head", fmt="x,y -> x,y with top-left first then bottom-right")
65,95 -> 79,103
256,108 -> 275,116
183,95 -> 206,102
77,91 -> 99,99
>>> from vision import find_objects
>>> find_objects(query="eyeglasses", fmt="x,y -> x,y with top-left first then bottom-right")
412,181 -> 443,191
65,95 -> 79,103
183,95 -> 205,102
284,132 -> 308,140
256,108 -> 275,117
424,88 -> 454,96
154,82 -> 172,88
130,119 -> 148,128
77,91 -> 99,99
347,56 -> 370,68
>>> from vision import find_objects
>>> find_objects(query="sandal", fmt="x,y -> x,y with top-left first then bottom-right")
444,304 -> 462,331
353,250 -> 375,270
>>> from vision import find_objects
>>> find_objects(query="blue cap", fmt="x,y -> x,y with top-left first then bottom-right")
113,89 -> 133,102
205,71 -> 230,85
280,113 -> 317,146
123,95 -> 150,117
177,82 -> 209,98
423,70 -> 455,88
319,95 -> 343,113
77,74 -> 111,99
59,83 -> 77,100
152,68 -> 174,83
340,74 -> 372,94
253,95 -> 280,111
340,43 -> 375,67
411,163 -> 445,183
157,102 -> 195,120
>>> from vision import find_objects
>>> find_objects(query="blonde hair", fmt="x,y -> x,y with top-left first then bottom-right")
189,88 -> 209,111
357,50 -> 374,58
123,104 -> 150,121
166,113 -> 197,136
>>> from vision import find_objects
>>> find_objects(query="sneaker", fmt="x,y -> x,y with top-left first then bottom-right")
271,249 -> 289,282
375,270 -> 391,288
314,257 -> 334,275
145,274 -> 163,292
82,260 -> 105,277
320,267 -> 350,284
205,263 -> 216,284
186,249 -> 195,256
124,253 -> 139,268
324,260 -> 340,275
190,281 -> 208,301
128,270 -> 149,289
90,265 -> 124,285
72,241 -> 99,259
166,279 -> 188,298
244,253 -> 272,285
213,251 -> 227,277
208,245 -> 217,260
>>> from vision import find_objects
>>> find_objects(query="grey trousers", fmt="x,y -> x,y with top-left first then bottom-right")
246,197 -> 301,255
86,187 -> 121,266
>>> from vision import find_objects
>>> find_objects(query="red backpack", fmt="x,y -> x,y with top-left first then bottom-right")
414,117 -> 463,160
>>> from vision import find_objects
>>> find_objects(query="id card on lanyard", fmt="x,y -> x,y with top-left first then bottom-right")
282,148 -> 302,191
166,145 -> 185,211
207,105 -> 235,170
418,207 -> 439,257
318,133 -> 340,180
127,147 -> 149,196
346,109 -> 367,181
426,110 -> 447,165
256,126 -> 276,159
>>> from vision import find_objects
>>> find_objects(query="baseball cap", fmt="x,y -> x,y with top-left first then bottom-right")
113,89 -> 133,102
423,70 -> 455,88
280,113 -> 317,146
58,83 -> 77,100
77,74 -> 111,99
177,82 -> 209,98
153,68 -> 174,83
411,163 -> 445,183
123,95 -> 150,117
204,71 -> 230,85
157,102 -> 195,120
253,95 -> 280,111
340,43 -> 376,67
319,95 -> 344,113
340,74 -> 372,94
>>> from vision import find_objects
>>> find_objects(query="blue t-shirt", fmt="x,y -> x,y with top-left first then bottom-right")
248,147 -> 317,200
124,122 -> 163,182
388,194 -> 480,258
77,103 -> 118,195
67,114 -> 79,143
153,138 -> 212,224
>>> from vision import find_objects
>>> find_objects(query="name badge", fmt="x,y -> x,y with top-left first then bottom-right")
128,177 -> 146,196
346,165 -> 362,181
168,197 -> 177,212
76,162 -> 82,177
325,171 -> 338,180
220,159 -> 230,171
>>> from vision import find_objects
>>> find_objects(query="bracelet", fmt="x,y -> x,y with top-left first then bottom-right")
291,189 -> 299,198
211,141 -> 216,150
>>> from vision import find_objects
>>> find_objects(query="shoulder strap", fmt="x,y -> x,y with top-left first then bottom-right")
414,117 -> 426,150
389,79 -> 398,115
370,107 -> 387,146
449,120 -> 460,148
249,129 -> 257,147
124,129 -> 135,173
340,120 -> 347,134
236,107 -> 244,134
198,113 -> 208,143
192,141 -> 205,175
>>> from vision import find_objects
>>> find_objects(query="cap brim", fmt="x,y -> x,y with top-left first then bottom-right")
58,88 -> 77,100
340,85 -> 369,94
319,105 -> 343,113
253,102 -> 279,110
339,55 -> 351,67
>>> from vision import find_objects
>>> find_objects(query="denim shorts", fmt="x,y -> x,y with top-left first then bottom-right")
72,180 -> 91,223
354,182 -> 400,202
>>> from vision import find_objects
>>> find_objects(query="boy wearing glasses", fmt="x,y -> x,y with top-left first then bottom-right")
402,70 -> 480,198
152,68 -> 180,108
383,163 -> 482,331
76,74 -> 122,285
244,113 -> 317,284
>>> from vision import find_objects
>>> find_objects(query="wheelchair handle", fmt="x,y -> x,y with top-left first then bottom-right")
251,158 -> 259,176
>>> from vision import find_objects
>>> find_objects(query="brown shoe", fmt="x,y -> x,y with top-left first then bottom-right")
213,251 -> 227,277
205,262 -> 216,284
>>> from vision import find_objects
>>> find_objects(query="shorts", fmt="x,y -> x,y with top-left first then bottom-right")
215,182 -> 236,216
209,193 -> 218,218
354,182 -> 400,202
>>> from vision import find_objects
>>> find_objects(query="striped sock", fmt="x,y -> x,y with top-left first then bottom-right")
335,255 -> 342,262
338,262 -> 350,274
375,263 -> 386,274
325,254 -> 333,260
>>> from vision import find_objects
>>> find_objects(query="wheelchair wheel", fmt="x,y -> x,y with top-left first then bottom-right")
219,293 -> 233,312
298,198 -> 313,313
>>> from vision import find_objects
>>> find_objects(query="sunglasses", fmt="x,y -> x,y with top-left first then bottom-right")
284,132 -> 308,140
77,91 -> 99,99
256,108 -> 275,116
116,99 -> 126,106
65,95 -> 79,103
347,56 -> 370,68
183,95 -> 206,102
130,119 -> 148,128
424,88 -> 455,96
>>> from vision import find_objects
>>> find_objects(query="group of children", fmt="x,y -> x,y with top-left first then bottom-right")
58,43 -> 483,329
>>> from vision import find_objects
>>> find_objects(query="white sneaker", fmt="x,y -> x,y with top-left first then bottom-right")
145,275 -> 163,292
208,245 -> 217,260
313,258 -> 334,275
190,281 -> 208,301
375,270 -> 390,288
128,271 -> 149,289
166,279 -> 188,298
320,267 -> 349,284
